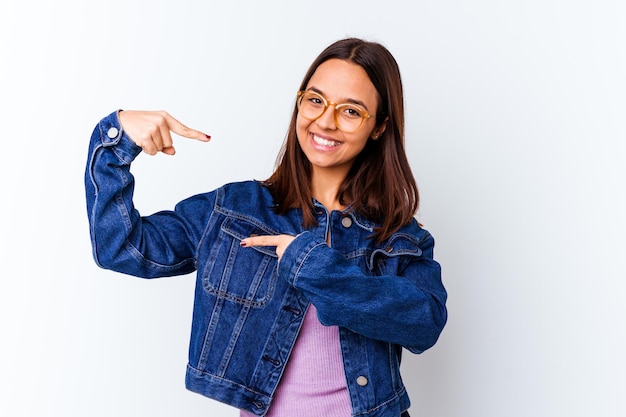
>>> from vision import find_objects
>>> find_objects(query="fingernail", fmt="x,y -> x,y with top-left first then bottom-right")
205,134 -> 211,140
240,240 -> 247,247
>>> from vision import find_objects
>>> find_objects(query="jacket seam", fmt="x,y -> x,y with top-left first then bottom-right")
291,240 -> 327,287
353,386 -> 407,416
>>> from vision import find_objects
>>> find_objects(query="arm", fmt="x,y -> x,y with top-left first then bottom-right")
277,230 -> 447,353
84,110 -> 212,278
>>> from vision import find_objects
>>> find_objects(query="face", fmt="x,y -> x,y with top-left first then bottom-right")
296,59 -> 385,178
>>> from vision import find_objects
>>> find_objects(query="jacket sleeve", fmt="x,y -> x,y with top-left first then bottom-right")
84,111 -> 213,278
277,229 -> 447,353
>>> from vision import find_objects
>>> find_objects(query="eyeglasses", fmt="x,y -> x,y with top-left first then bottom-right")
296,90 -> 376,133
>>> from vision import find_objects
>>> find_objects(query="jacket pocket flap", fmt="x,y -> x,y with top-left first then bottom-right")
367,233 -> 423,270
221,216 -> 279,257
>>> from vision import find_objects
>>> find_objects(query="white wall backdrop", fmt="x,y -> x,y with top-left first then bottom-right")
1,1 -> 624,416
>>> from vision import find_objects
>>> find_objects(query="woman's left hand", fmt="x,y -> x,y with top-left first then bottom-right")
241,234 -> 296,260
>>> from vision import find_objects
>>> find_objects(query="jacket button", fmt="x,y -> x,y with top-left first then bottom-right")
356,376 -> 368,386
341,217 -> 353,228
107,127 -> 119,139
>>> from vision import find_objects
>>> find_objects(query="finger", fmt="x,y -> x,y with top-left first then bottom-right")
158,123 -> 176,155
151,126 -> 165,152
162,146 -> 176,155
140,134 -> 158,155
146,126 -> 167,155
241,235 -> 283,248
160,111 -> 211,142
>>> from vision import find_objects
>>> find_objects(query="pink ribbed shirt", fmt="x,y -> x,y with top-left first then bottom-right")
240,304 -> 351,417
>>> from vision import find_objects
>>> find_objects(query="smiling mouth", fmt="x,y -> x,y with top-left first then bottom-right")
312,134 -> 341,148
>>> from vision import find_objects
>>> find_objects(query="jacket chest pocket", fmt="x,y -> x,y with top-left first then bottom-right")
201,216 -> 279,307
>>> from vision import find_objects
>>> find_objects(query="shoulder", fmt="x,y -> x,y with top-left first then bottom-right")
217,180 -> 275,208
213,181 -> 302,234
174,180 -> 271,216
356,212 -> 434,246
386,218 -> 436,250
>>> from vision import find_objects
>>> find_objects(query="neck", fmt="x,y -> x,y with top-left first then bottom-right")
310,167 -> 349,212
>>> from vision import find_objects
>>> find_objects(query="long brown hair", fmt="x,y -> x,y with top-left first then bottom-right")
263,38 -> 419,242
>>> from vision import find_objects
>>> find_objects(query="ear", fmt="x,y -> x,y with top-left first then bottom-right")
371,118 -> 389,140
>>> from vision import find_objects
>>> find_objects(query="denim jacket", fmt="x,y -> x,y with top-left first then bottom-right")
85,111 -> 447,417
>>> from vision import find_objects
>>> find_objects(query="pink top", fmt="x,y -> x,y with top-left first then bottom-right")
240,304 -> 351,417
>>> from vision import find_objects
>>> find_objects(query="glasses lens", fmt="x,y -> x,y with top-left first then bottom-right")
298,91 -> 326,120
335,104 -> 366,132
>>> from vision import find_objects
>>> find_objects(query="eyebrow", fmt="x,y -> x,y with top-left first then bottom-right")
307,86 -> 371,111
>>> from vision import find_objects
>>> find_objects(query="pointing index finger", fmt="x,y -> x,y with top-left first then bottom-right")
162,111 -> 211,142
241,235 -> 282,248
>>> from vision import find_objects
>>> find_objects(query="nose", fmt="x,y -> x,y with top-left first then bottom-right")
315,104 -> 338,130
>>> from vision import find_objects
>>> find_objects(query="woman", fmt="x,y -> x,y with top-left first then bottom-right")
85,38 -> 447,417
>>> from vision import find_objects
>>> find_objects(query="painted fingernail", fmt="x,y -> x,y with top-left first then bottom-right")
205,134 -> 211,140
240,240 -> 247,247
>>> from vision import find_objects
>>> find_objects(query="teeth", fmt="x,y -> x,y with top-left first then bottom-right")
313,135 -> 339,147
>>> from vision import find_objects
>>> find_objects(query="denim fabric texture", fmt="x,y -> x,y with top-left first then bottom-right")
85,111 -> 447,417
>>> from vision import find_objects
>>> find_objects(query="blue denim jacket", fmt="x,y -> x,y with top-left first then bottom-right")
85,111 -> 447,417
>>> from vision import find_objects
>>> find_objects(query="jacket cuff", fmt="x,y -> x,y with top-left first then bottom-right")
277,231 -> 327,287
98,110 -> 142,162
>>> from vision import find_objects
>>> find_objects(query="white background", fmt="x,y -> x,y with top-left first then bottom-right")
1,1 -> 624,416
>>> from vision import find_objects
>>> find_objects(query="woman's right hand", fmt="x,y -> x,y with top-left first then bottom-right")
119,110 -> 210,156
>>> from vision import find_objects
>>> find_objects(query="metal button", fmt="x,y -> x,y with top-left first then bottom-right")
107,127 -> 119,139
341,217 -> 353,228
356,376 -> 368,386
